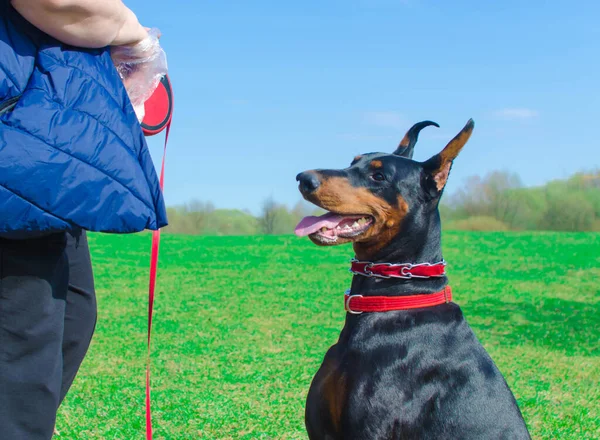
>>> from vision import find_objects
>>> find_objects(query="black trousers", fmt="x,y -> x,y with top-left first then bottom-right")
0,231 -> 97,440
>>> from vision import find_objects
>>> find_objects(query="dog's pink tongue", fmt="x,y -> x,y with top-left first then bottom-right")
294,212 -> 344,237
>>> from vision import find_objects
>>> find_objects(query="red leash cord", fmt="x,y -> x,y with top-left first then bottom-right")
146,122 -> 170,440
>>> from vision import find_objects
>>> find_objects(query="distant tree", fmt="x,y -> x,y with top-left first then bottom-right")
540,184 -> 595,231
184,200 -> 215,234
272,205 -> 300,234
503,188 -> 547,230
449,171 -> 522,220
567,171 -> 600,219
203,209 -> 258,235
259,196 -> 278,234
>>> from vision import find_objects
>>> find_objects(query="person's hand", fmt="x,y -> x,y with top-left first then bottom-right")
110,8 -> 148,47
110,28 -> 168,122
11,0 -> 151,49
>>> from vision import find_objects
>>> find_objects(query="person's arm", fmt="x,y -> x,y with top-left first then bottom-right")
10,0 -> 147,48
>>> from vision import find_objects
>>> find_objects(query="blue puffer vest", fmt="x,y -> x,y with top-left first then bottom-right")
0,2 -> 168,238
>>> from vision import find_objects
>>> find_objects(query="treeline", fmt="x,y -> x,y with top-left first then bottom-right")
163,170 -> 600,235
164,198 -> 323,236
441,170 -> 600,231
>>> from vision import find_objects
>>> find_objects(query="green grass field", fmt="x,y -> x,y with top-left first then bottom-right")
55,232 -> 600,439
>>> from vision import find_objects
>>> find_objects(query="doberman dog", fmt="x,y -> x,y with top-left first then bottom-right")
294,119 -> 531,440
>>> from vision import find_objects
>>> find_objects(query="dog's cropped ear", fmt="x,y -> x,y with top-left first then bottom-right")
422,119 -> 474,195
393,120 -> 440,159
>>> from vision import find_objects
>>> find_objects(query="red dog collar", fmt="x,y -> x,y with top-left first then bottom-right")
344,286 -> 452,314
350,259 -> 446,279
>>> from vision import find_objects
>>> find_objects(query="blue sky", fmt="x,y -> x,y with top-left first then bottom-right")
130,0 -> 599,214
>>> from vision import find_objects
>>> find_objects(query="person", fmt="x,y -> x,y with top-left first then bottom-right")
0,1 -> 168,438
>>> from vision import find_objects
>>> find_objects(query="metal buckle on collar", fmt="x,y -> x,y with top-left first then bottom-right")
344,290 -> 363,314
350,259 -> 408,279
349,259 -> 374,277
399,264 -> 413,279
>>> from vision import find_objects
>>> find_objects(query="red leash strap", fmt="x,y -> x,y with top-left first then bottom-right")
146,122 -> 170,440
344,286 -> 452,314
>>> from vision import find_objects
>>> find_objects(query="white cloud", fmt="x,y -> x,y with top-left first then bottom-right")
362,111 -> 408,130
493,108 -> 539,120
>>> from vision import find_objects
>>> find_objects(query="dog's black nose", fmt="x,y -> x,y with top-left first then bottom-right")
296,171 -> 321,194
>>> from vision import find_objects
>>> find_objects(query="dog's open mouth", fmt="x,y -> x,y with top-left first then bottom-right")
294,212 -> 374,243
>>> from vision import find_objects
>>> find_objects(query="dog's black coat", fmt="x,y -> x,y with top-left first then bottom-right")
298,120 -> 531,439
305,303 -> 531,440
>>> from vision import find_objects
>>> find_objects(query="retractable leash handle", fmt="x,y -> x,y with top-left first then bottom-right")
141,75 -> 174,136
141,73 -> 174,440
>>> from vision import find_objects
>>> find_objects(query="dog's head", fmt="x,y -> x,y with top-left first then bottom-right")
295,119 -> 474,259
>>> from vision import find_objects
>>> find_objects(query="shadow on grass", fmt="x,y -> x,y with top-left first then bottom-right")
464,297 -> 600,357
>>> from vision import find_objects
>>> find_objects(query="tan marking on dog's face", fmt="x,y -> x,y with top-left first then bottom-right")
304,176 -> 410,258
353,195 -> 409,259
370,160 -> 383,169
353,155 -> 363,163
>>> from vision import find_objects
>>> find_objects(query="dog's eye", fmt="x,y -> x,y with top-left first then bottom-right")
371,172 -> 386,182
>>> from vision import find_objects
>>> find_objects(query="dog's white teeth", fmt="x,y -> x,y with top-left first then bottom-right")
321,227 -> 328,232
344,225 -> 352,230
352,221 -> 360,228
336,225 -> 341,230
358,218 -> 367,225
